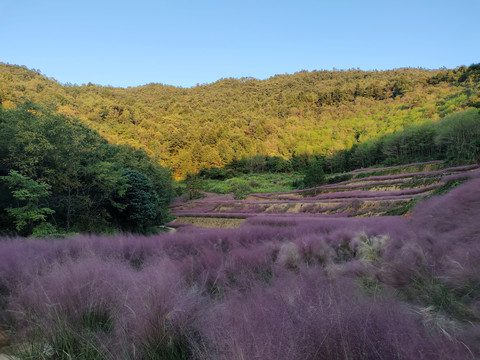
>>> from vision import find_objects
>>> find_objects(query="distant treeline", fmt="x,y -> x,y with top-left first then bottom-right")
1,63 -> 479,178
199,108 -> 480,183
0,101 -> 173,236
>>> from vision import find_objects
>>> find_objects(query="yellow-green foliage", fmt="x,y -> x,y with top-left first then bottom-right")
1,63 -> 478,178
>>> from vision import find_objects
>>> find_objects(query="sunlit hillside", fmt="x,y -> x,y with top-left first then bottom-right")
1,63 -> 479,177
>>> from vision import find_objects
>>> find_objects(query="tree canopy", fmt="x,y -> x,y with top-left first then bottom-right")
1,170 -> 55,236
110,169 -> 160,233
0,102 -> 173,236
1,63 -> 478,178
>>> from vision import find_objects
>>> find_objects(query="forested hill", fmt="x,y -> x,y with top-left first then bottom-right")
1,63 -> 479,178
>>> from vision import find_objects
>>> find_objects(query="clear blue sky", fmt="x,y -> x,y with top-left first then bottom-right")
2,0 -> 479,88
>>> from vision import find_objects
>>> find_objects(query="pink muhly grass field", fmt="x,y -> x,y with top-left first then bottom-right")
1,177 -> 480,359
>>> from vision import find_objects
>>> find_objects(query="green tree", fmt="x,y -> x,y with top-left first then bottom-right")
110,145 -> 173,222
392,76 -> 412,98
185,173 -> 203,200
435,109 -> 480,161
111,169 -> 159,233
303,159 -> 326,188
0,102 -> 173,234
0,102 -> 120,231
1,170 -> 55,236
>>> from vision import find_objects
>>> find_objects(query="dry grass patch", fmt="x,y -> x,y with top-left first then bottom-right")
172,216 -> 245,228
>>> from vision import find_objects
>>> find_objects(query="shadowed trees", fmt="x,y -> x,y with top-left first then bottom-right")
110,169 -> 160,234
0,102 -> 173,235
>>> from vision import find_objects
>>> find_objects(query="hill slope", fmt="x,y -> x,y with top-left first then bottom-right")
1,63 -> 479,177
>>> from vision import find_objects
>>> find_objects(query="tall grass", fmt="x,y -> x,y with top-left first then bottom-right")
1,177 -> 480,359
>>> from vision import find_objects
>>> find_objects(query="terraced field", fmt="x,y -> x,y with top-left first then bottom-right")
169,162 -> 480,227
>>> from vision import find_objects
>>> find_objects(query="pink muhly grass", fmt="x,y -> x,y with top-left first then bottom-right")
344,163 -> 479,185
9,257 -> 134,357
2,177 -> 480,358
349,160 -> 444,174
118,260 -> 203,359
195,270 -> 471,360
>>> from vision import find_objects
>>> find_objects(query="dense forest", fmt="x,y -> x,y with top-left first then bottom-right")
1,63 -> 479,178
198,108 -> 480,186
0,102 -> 173,236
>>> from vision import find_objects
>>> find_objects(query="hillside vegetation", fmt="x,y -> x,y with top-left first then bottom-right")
0,103 -> 173,236
183,108 -> 480,197
1,62 -> 480,359
1,63 -> 479,178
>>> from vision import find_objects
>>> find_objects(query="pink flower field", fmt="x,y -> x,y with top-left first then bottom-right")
1,162 -> 480,359
170,163 -> 480,220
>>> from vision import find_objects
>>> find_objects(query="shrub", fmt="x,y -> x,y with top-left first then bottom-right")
226,178 -> 253,200
327,173 -> 352,184
303,159 -> 326,187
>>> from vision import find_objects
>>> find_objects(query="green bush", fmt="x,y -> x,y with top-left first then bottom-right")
226,178 -> 253,199
303,159 -> 326,188
327,173 -> 352,184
